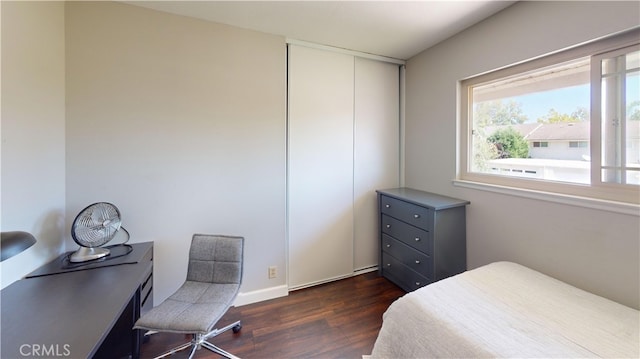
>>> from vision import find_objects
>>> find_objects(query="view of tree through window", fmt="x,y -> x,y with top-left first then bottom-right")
470,54 -> 640,186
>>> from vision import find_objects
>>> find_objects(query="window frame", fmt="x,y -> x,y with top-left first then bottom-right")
591,44 -> 640,188
569,141 -> 588,148
458,28 -> 640,206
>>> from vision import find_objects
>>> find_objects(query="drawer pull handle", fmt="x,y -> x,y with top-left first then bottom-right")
386,244 -> 391,248
386,224 -> 391,229
415,282 -> 421,286
385,204 -> 390,208
386,263 -> 391,267
415,237 -> 420,242
415,260 -> 420,264
414,214 -> 420,218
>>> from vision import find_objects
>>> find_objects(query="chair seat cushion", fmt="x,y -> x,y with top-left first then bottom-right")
134,281 -> 240,334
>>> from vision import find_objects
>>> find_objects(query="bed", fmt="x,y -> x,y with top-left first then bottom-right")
370,261 -> 639,358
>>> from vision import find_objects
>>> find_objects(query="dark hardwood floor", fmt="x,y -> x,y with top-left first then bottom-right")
140,272 -> 405,359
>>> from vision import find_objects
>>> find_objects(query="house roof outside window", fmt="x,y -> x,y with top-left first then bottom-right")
486,121 -> 639,142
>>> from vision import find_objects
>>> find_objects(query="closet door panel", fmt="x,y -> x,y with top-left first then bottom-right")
353,58 -> 400,270
288,45 -> 355,289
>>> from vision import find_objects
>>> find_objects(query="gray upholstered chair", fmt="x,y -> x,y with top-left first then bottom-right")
134,234 -> 244,359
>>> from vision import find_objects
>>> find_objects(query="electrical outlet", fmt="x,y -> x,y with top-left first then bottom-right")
268,266 -> 277,279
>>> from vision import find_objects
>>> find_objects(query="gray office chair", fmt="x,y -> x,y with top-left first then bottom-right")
134,234 -> 244,359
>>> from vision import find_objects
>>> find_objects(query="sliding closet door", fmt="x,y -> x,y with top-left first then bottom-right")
288,45 -> 355,289
353,58 -> 400,271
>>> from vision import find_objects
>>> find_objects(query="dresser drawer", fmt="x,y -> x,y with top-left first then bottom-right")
381,214 -> 433,255
382,234 -> 433,278
380,195 -> 433,230
381,252 -> 430,291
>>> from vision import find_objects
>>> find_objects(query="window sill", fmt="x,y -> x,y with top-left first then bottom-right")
453,179 -> 640,216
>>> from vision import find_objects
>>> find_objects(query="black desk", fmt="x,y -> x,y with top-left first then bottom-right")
1,242 -> 153,359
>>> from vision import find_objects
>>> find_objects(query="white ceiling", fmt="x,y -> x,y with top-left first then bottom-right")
125,1 -> 516,60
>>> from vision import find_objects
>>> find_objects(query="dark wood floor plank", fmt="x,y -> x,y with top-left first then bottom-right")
140,272 -> 405,359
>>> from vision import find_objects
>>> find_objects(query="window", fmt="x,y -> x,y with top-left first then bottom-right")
459,29 -> 640,205
593,46 -> 640,186
569,141 -> 588,148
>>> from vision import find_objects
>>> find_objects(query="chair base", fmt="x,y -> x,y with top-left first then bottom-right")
150,320 -> 242,359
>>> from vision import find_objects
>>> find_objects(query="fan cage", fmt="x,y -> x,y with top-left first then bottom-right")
71,202 -> 122,248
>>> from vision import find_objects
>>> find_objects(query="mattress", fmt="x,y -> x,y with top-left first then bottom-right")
370,261 -> 639,358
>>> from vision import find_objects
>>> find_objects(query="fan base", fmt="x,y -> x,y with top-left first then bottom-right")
69,247 -> 110,263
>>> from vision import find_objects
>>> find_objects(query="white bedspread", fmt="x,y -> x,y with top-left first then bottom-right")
371,262 -> 639,358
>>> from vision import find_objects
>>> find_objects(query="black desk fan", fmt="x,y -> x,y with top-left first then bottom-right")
69,202 -> 130,263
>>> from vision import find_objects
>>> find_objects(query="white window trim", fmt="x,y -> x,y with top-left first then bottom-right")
453,179 -> 639,216
591,44 -> 640,188
457,28 -> 640,211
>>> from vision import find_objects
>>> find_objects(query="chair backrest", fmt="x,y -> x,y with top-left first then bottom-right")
186,234 -> 243,285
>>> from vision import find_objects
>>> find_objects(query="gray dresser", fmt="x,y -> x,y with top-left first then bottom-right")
377,188 -> 469,292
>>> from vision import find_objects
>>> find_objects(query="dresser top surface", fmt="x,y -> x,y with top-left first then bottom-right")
377,187 -> 470,210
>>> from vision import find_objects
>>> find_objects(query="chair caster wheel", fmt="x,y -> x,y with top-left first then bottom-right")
232,324 -> 242,333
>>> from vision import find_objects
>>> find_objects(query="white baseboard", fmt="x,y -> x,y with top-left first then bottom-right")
233,284 -> 289,307
233,267 -> 379,307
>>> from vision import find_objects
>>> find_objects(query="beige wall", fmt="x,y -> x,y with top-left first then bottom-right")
4,0 -> 637,311
65,2 -> 286,304
405,1 -> 640,308
1,1 -> 66,288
